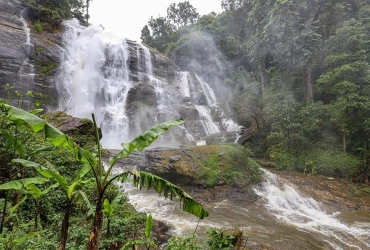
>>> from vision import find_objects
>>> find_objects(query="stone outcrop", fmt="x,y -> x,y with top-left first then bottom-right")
43,111 -> 101,149
108,145 -> 259,206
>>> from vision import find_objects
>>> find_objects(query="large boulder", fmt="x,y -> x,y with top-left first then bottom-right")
43,111 -> 101,149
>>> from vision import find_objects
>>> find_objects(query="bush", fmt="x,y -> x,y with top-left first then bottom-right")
165,234 -> 202,250
34,19 -> 43,33
206,228 -> 235,250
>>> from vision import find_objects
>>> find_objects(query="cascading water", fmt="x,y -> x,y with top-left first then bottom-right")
123,168 -> 370,249
196,75 -> 217,106
57,20 -> 239,148
19,9 -> 35,86
57,19 -> 132,148
195,105 -> 220,136
254,169 -> 370,249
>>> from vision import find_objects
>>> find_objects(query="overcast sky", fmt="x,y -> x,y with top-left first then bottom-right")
89,0 -> 223,41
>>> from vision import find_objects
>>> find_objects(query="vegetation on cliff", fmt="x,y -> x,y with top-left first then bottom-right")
23,0 -> 90,30
141,0 -> 370,182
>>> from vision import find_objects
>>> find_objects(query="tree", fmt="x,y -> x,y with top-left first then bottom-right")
167,1 -> 199,29
317,19 -> 370,152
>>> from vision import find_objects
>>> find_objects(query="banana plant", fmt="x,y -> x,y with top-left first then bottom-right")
103,191 -> 126,239
12,159 -> 94,250
0,177 -> 58,230
0,103 -> 209,250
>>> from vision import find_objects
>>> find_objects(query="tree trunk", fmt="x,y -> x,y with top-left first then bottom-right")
304,65 -> 313,102
87,196 -> 104,250
0,191 -> 8,234
343,133 -> 346,153
12,192 -> 20,207
107,218 -> 111,239
34,200 -> 40,230
59,199 -> 72,250
259,57 -> 268,97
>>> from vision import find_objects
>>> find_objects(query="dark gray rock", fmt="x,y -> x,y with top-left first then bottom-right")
169,155 -> 181,162
0,0 -> 62,110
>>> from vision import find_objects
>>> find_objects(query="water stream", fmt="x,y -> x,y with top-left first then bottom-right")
19,9 -> 35,86
124,169 -> 370,249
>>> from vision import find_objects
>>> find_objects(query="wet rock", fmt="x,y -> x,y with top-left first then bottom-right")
169,155 -> 181,162
43,111 -> 101,147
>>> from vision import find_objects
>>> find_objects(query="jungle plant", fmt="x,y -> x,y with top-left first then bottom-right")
165,233 -> 202,250
206,228 -> 235,250
0,179 -> 59,230
0,103 -> 209,250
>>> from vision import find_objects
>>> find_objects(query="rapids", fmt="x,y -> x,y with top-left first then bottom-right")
124,169 -> 370,249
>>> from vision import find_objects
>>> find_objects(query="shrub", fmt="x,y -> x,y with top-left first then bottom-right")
165,234 -> 202,250
34,20 -> 43,33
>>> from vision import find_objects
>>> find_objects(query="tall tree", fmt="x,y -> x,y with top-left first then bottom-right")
317,18 -> 370,152
167,1 -> 199,29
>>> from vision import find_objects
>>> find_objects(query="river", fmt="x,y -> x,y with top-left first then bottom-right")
123,169 -> 370,249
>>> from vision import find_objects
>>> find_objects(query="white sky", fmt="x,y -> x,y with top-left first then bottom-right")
89,0 -> 223,41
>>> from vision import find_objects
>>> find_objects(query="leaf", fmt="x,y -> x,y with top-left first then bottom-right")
10,196 -> 27,216
13,230 -> 46,243
103,199 -> 114,217
145,214 -> 153,239
28,146 -> 56,157
1,104 -> 46,133
13,159 -> 68,192
74,190 -> 95,217
29,109 -> 43,115
67,179 -> 93,199
120,170 -> 208,219
25,184 -> 42,199
110,119 -> 184,165
76,163 -> 91,180
0,129 -> 25,158
0,177 -> 50,191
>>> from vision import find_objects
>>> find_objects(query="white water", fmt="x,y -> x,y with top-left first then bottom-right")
177,72 -> 191,98
57,20 -> 239,148
196,75 -> 217,106
123,168 -> 370,249
137,43 -> 153,80
254,169 -> 370,249
19,9 -> 35,84
195,105 -> 220,136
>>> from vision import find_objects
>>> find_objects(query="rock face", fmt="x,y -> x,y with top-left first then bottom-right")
0,0 -> 62,109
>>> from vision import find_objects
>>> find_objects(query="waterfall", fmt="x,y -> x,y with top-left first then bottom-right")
196,75 -> 217,106
254,169 -> 370,250
57,20 -> 239,148
137,43 -> 153,80
57,19 -> 132,148
177,72 -> 191,98
19,9 -> 35,85
195,105 -> 220,136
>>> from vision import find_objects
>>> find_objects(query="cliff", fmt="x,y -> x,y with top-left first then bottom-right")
0,0 -> 62,108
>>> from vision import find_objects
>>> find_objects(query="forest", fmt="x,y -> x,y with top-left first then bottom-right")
1,0 -> 370,249
141,0 -> 370,181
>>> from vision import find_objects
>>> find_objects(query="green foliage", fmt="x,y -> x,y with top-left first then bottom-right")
33,19 -> 43,33
196,145 -> 261,187
166,234 -> 202,250
206,228 -> 235,250
25,0 -> 88,30
0,103 -> 208,249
